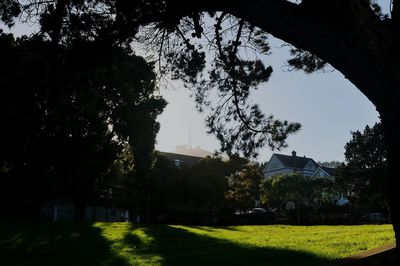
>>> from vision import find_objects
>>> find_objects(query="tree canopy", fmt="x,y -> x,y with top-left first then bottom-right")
344,123 -> 387,170
1,1 -> 397,159
0,31 -> 166,218
2,0 -> 400,250
262,174 -> 339,224
225,164 -> 264,213
336,123 -> 389,212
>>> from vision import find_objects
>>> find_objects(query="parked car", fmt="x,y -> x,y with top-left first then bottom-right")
234,208 -> 274,225
249,208 -> 267,214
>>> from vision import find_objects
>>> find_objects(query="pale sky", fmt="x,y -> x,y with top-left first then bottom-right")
3,0 -> 390,163
155,37 -> 380,163
156,1 -> 391,163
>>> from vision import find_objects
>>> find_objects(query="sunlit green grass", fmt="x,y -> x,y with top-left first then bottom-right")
0,221 -> 395,266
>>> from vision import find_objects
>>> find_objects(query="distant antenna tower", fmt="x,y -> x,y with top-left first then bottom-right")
188,124 -> 192,149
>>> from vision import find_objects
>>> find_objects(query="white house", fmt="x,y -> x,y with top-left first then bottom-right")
263,151 -> 336,180
311,166 -> 336,181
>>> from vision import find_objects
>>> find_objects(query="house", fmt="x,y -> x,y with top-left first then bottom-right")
311,166 -> 336,180
263,151 -> 336,180
159,152 -> 204,168
175,145 -> 213,158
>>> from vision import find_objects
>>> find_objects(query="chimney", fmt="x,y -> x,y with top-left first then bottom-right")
292,150 -> 296,157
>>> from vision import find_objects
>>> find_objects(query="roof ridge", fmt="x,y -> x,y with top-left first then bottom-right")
273,153 -> 318,169
160,151 -> 204,159
274,153 -> 312,160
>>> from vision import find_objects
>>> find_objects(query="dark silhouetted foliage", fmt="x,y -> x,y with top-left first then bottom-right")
2,0 -> 400,251
336,123 -> 389,214
0,32 -> 166,219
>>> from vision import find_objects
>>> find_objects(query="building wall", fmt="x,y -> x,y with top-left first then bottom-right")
263,155 -> 284,176
311,168 -> 335,181
302,169 -> 316,177
265,168 -> 294,179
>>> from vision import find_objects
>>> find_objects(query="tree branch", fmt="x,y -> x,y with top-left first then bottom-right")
163,0 -> 398,111
392,0 -> 400,24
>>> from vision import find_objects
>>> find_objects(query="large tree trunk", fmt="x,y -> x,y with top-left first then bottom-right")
140,0 -> 400,253
192,1 -> 400,254
381,105 -> 400,253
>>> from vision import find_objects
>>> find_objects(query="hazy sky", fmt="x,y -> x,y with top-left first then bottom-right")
155,37 -> 380,163
156,1 -> 391,163
3,0 -> 390,163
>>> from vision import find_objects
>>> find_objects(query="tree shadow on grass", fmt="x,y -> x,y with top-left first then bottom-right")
123,224 -> 332,266
187,225 -> 239,232
0,222 -> 339,266
0,220 -> 127,266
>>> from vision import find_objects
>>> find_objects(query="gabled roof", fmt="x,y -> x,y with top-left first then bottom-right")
274,153 -> 318,169
311,166 -> 337,178
320,166 -> 336,176
160,152 -> 203,167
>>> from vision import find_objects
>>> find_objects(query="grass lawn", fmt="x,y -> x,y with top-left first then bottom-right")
0,221 -> 395,266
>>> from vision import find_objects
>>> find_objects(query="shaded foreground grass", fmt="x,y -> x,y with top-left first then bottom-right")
0,221 -> 395,266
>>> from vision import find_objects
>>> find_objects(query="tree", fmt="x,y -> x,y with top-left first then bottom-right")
186,156 -> 228,215
148,152 -> 184,217
0,33 -> 166,219
317,161 -> 342,168
262,174 -> 338,224
147,154 -> 252,222
336,122 -> 389,217
344,123 -> 387,170
139,0 -> 400,250
225,164 -> 264,213
2,0 -> 400,251
263,174 -> 309,224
